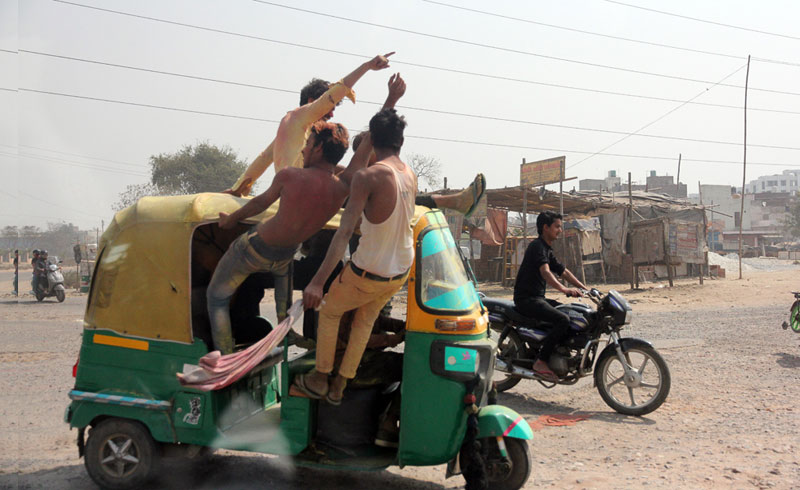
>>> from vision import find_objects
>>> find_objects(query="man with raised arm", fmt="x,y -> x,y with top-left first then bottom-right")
295,108 -> 417,405
206,54 -> 394,355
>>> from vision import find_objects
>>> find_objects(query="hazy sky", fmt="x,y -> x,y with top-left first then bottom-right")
1,0 -> 799,230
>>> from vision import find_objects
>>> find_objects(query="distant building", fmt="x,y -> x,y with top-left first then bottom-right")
579,170 -> 623,193
645,171 -> 687,198
746,169 -> 800,194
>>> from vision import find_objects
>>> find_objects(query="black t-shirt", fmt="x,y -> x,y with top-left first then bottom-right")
513,237 -> 565,301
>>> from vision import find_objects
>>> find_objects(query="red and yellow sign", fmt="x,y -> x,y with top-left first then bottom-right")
520,156 -> 565,187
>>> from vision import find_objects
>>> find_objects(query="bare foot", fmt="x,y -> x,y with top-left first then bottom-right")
434,173 -> 485,216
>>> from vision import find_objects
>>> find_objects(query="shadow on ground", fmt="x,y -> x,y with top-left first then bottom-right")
0,454 -> 449,490
774,352 -> 800,369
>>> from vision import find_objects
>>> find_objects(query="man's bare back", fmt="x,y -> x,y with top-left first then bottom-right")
256,167 -> 349,248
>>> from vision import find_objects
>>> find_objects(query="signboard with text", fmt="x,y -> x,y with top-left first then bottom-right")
520,156 -> 565,187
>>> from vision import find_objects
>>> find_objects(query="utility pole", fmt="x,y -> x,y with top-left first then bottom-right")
738,55 -> 751,280
676,153 -> 682,195
628,172 -> 634,290
521,158 -> 527,245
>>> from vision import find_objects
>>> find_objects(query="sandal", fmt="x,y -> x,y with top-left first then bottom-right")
533,360 -> 558,382
464,174 -> 486,218
325,392 -> 343,406
293,372 -> 328,400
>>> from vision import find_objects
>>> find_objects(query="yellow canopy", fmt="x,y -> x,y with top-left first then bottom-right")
86,193 -> 427,343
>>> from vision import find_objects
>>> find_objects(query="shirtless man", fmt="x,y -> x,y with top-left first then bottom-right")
206,53 -> 394,354
296,108 -> 417,405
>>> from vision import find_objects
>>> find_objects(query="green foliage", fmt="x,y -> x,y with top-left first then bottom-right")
149,141 -> 247,195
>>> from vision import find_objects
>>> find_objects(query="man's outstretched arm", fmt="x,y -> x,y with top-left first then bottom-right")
218,170 -> 287,229
303,171 -> 372,309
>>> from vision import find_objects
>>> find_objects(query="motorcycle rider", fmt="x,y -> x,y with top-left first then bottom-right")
513,211 -> 587,381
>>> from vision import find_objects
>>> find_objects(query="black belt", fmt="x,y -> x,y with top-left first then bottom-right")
349,261 -> 407,282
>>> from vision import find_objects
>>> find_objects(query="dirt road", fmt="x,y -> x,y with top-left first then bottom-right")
1,269 -> 799,489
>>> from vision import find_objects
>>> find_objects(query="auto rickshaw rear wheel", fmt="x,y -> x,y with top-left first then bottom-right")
462,437 -> 531,490
84,418 -> 159,490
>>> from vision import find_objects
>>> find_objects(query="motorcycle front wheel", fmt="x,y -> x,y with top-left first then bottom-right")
490,326 -> 524,392
790,300 -> 800,333
56,289 -> 65,302
595,341 -> 670,416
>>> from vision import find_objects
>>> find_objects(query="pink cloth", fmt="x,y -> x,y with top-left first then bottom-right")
177,300 -> 304,391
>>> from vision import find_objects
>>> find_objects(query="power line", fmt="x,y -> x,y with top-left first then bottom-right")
0,142 -> 149,169
18,87 -> 799,168
424,0 -> 800,67
0,48 -> 17,54
568,63 -> 747,169
0,87 -> 18,93
20,88 -> 281,124
24,50 -> 800,150
18,190 -> 108,219
0,150 -> 148,177
49,1 -> 800,112
251,0 -> 800,97
602,0 -> 800,42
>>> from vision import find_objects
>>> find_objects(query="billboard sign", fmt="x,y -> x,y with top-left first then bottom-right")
520,156 -> 565,187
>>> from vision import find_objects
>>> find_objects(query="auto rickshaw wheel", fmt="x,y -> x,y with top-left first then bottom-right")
84,418 -> 159,490
462,437 -> 531,490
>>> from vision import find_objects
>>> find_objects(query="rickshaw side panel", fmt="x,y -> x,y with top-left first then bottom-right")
398,331 -> 488,466
71,331 -> 283,448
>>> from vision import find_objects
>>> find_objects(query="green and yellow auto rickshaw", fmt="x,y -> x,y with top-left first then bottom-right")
65,193 -> 533,489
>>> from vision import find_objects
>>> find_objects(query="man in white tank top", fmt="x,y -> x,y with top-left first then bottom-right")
295,108 -> 417,405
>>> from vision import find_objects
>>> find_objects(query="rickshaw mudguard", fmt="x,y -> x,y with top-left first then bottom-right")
476,405 -> 533,440
67,400 -> 177,444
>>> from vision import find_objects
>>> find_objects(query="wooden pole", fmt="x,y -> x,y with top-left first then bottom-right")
628,172 -> 634,289
738,55 -> 750,280
522,158 -> 527,246
698,180 -> 705,284
676,153 -> 682,193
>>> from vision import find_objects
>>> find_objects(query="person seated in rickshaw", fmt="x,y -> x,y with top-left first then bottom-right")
297,108 -> 417,406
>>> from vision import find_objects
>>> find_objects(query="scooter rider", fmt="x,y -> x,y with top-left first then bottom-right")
513,211 -> 587,381
30,249 -> 42,293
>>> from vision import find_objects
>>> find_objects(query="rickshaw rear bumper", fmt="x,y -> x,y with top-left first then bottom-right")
476,405 -> 533,440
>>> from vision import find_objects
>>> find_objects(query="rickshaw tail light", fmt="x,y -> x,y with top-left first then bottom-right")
435,319 -> 476,331
72,355 -> 79,378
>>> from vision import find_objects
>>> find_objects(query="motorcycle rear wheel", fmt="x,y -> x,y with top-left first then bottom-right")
491,326 -> 524,392
790,300 -> 800,333
35,291 -> 44,302
595,342 -> 670,416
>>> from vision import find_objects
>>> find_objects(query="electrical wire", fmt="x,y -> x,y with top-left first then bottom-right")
21,50 -> 800,151
0,142 -> 148,170
0,48 -> 17,54
251,0 -> 800,97
0,150 -> 148,177
0,87 -> 18,92
602,0 -> 800,42
567,64 -> 748,169
424,0 -> 800,67
53,0 -> 800,98
17,88 -> 799,168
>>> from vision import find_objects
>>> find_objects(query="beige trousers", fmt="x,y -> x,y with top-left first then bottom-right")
315,264 -> 408,379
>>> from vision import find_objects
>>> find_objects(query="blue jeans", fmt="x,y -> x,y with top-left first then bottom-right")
207,233 -> 293,354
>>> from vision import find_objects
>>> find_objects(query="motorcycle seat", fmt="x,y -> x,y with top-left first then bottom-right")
483,298 -> 542,327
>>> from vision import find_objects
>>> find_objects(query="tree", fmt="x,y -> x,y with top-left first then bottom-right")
785,195 -> 800,239
407,153 -> 442,190
150,142 -> 247,195
113,142 -> 248,211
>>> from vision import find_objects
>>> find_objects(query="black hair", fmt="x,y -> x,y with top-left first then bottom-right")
368,108 -> 406,152
310,121 -> 350,165
536,211 -> 563,235
300,78 -> 330,105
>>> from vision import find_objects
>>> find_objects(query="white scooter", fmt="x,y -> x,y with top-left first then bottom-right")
35,256 -> 66,303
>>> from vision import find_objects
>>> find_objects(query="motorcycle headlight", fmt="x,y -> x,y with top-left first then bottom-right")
48,264 -> 58,271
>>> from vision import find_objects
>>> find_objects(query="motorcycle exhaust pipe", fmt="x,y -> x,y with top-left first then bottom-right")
495,359 -> 537,379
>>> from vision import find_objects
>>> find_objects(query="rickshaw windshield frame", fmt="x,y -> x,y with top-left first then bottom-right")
415,223 -> 480,316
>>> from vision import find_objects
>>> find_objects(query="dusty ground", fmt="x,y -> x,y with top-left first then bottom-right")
1,265 -> 799,489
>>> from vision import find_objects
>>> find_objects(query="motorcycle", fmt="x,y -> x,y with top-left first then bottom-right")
35,256 -> 66,303
483,289 -> 670,416
781,291 -> 800,333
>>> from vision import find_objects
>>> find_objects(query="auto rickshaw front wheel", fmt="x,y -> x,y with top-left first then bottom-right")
462,437 -> 531,490
84,418 -> 159,490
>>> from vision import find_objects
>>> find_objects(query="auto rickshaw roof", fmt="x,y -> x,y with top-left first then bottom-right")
88,193 -> 431,344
